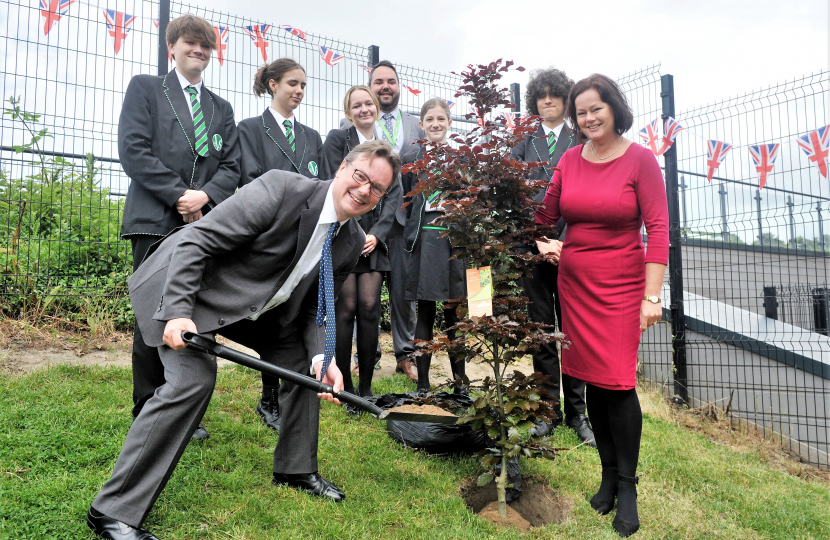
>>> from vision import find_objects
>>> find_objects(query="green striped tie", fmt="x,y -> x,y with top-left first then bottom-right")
283,119 -> 295,152
186,86 -> 209,157
548,131 -> 557,158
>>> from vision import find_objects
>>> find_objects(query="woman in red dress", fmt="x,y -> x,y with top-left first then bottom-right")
536,74 -> 669,538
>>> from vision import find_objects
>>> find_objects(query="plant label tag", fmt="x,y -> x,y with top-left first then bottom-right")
466,266 -> 493,317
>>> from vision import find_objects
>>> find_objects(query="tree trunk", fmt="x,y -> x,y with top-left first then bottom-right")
492,340 -> 508,519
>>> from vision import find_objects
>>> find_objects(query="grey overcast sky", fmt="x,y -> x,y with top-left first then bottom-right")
196,0 -> 829,111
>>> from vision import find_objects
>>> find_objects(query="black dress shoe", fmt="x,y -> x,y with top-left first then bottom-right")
272,472 -> 345,502
256,385 -> 281,432
87,507 -> 159,540
567,414 -> 597,448
191,425 -> 209,441
528,411 -> 563,438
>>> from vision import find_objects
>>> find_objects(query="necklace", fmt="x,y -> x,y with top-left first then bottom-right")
590,137 -> 624,160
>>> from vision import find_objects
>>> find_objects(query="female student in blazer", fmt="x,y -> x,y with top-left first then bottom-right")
237,58 -> 327,431
401,98 -> 466,392
323,86 -> 401,396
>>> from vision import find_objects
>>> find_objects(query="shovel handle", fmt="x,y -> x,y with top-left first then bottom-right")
181,331 -> 384,416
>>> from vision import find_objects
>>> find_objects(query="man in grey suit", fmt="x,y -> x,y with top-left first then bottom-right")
86,141 -> 400,540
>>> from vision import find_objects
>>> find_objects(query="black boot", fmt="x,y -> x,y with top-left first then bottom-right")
590,466 -> 618,515
256,385 -> 281,432
612,474 -> 640,537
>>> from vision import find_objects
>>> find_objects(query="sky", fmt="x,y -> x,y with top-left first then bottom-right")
195,0 -> 829,113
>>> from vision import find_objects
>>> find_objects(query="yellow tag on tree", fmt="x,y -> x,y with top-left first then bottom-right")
466,266 -> 493,317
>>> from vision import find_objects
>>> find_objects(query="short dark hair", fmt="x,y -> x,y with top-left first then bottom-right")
525,67 -> 574,116
253,58 -> 305,98
368,60 -> 398,83
566,73 -> 634,143
165,14 -> 216,50
345,139 -> 402,183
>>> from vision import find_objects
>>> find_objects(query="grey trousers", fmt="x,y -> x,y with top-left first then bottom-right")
387,221 -> 416,361
93,317 -> 319,528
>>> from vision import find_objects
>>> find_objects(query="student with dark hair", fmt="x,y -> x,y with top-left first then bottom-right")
118,13 -> 241,442
537,73 -> 669,538
237,58 -> 328,431
402,98 -> 466,392
512,67 -> 595,447
322,86 -> 401,396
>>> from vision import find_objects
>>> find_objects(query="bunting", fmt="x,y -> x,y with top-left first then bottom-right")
243,24 -> 270,62
213,25 -> 229,66
469,105 -> 483,127
318,46 -> 344,67
280,24 -> 306,41
405,85 -> 421,96
357,64 -> 372,74
795,125 -> 830,179
102,9 -> 135,55
705,140 -> 733,182
504,112 -> 516,129
40,0 -> 75,36
657,117 -> 685,155
748,143 -> 780,189
638,118 -> 661,155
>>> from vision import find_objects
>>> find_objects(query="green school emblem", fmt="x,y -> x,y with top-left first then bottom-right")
212,134 -> 223,152
308,161 -> 318,176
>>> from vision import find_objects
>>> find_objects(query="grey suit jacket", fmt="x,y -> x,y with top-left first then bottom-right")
129,171 -> 365,352
118,70 -> 241,237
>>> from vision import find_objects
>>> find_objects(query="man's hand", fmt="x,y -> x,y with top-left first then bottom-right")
536,239 -> 563,265
182,210 -> 203,224
163,318 -> 197,350
312,360 -> 343,405
362,234 -> 378,256
176,190 -> 210,215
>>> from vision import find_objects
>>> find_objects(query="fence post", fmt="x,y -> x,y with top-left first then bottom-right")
510,83 -> 521,114
368,45 -> 379,68
661,74 -> 688,403
817,202 -> 825,253
755,189 -> 764,246
787,196 -> 796,248
157,0 -> 170,76
680,175 -> 687,235
718,183 -> 729,242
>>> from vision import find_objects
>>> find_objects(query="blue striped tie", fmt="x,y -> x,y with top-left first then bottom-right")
316,222 -> 340,380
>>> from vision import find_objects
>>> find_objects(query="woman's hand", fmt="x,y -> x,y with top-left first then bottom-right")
640,300 -> 662,332
362,234 -> 378,256
536,239 -> 563,265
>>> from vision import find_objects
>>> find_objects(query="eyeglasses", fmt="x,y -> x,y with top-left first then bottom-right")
350,164 -> 388,198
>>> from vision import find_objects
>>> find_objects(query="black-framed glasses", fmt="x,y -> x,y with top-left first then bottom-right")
350,164 -> 388,198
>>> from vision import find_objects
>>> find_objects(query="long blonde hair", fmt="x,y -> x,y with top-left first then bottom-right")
343,85 -> 381,123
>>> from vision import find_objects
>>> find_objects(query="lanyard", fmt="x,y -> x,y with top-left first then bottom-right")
377,113 -> 402,148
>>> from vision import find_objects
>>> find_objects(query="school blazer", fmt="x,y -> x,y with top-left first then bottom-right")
321,126 -> 402,251
238,110 -> 328,185
118,69 -> 241,238
129,172 -> 364,350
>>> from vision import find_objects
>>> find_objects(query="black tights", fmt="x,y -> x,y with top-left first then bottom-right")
335,271 -> 383,397
414,300 -> 465,391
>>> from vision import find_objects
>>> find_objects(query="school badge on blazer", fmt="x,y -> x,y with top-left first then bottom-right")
308,161 -> 318,176
212,134 -> 223,152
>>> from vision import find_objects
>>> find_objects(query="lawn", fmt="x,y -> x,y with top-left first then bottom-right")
1,364 -> 828,539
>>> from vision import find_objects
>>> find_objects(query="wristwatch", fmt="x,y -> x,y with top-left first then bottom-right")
643,295 -> 661,304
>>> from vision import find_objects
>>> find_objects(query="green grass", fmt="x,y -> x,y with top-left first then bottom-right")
1,365 -> 828,539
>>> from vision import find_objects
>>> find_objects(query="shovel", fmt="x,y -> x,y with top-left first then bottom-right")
181,331 -> 460,425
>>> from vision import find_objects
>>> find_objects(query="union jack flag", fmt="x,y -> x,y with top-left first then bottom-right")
281,25 -> 307,41
657,117 -> 685,156
638,118 -> 660,155
318,46 -> 344,67
469,105 -> 483,127
431,95 -> 455,109
748,143 -> 780,189
103,10 -> 135,55
504,112 -> 517,129
152,18 -> 158,28
213,25 -> 229,66
405,85 -> 421,96
243,24 -> 270,62
705,140 -> 732,182
795,125 -> 830,179
40,0 -> 74,36
357,64 -> 372,74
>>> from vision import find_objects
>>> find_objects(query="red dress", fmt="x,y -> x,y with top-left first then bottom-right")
536,143 -> 669,390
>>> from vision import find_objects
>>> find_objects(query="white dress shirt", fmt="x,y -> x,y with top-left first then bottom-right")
269,107 -> 295,138
542,122 -> 564,144
356,128 -> 376,144
174,69 -> 202,118
249,184 -> 349,369
377,107 -> 404,154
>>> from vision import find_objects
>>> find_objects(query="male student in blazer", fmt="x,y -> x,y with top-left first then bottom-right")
86,141 -> 400,540
367,60 -> 423,380
118,14 -> 241,441
512,68 -> 594,447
